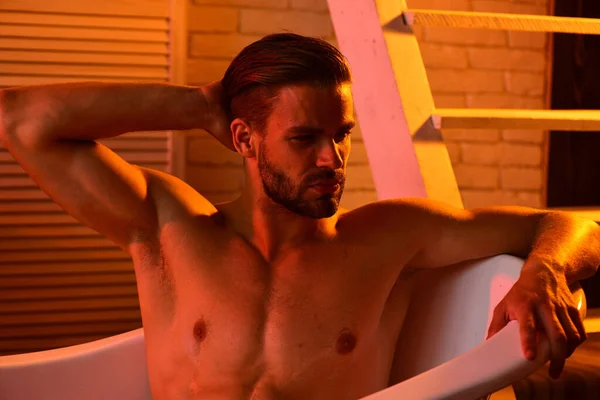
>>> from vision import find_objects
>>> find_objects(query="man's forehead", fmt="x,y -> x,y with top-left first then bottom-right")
276,83 -> 352,100
273,83 -> 353,119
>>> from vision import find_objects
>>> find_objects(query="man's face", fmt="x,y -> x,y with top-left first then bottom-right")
256,83 -> 354,219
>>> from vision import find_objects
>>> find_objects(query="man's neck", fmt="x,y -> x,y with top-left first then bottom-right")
225,189 -> 338,263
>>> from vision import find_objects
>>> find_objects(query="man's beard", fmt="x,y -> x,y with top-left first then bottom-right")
258,146 -> 345,219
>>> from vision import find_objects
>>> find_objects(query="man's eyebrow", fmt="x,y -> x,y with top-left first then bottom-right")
286,121 -> 356,135
286,125 -> 324,135
338,121 -> 356,132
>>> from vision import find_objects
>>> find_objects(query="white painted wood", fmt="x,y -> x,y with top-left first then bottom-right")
327,0 -> 462,208
434,108 -> 600,131
404,9 -> 600,35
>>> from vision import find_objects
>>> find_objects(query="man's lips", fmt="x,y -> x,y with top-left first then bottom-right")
309,181 -> 340,194
310,179 -> 340,186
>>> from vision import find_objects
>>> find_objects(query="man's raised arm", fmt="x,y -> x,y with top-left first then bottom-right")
0,81 -> 230,252
388,198 -> 600,378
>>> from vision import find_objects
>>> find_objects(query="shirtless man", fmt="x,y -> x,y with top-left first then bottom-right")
1,33 -> 599,399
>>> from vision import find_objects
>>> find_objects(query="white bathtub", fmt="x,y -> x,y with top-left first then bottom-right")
0,255 -> 586,400
0,327 -> 151,400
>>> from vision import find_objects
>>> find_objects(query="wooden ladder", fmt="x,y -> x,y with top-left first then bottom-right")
327,0 -> 600,217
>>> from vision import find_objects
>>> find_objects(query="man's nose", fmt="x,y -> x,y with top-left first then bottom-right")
316,141 -> 343,169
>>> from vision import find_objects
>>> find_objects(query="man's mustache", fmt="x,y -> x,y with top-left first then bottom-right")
306,169 -> 345,185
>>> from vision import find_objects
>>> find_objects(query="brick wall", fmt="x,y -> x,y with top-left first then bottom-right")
423,0 -> 550,208
184,0 -> 550,210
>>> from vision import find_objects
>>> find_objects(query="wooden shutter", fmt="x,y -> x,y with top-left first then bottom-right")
0,0 -> 185,355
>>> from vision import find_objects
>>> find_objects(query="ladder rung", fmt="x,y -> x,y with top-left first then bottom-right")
433,109 -> 600,131
583,308 -> 600,333
549,207 -> 600,223
402,9 -> 600,35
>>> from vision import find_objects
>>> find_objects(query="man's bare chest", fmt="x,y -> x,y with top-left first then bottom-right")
163,238 -> 395,350
133,223 -> 414,395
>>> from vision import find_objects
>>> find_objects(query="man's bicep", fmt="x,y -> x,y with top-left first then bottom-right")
406,202 -> 540,270
401,199 -> 474,270
8,137 -> 158,252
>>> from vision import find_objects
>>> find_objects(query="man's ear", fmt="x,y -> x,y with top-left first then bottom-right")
231,118 -> 257,158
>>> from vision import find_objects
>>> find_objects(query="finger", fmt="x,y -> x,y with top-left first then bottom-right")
549,358 -> 566,380
556,307 -> 581,358
568,305 -> 587,344
487,303 -> 507,339
516,309 -> 537,361
539,306 -> 568,379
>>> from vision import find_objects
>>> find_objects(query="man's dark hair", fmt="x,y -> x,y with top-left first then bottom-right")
221,33 -> 352,133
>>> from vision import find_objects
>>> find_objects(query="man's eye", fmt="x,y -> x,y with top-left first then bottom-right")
335,131 -> 352,142
293,135 -> 315,142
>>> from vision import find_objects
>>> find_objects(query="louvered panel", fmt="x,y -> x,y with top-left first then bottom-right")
0,7 -> 170,90
0,76 -> 165,86
0,261 -> 133,275
0,189 -> 55,200
0,321 -> 142,340
1,148 -> 168,163
1,296 -> 139,313
1,25 -> 167,43
0,213 -> 79,224
1,308 -> 142,326
0,0 -> 169,17
1,11 -> 169,30
0,50 -> 167,65
0,225 -> 100,238
1,249 -> 129,263
0,37 -> 167,55
0,164 -> 35,174
0,236 -> 118,251
0,284 -> 138,301
0,335 -> 116,354
0,0 -> 176,355
0,176 -> 36,188
0,63 -> 168,80
0,201 -> 62,212
0,272 -> 137,289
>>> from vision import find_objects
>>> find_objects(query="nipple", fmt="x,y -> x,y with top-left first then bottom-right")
193,319 -> 208,343
335,328 -> 357,355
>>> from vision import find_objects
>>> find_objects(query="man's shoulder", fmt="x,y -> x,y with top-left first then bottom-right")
337,197 -> 470,243
336,199 -> 426,240
340,197 -> 446,223
144,168 -> 218,216
336,199 -> 446,263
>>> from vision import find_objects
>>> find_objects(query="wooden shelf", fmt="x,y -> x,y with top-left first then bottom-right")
433,109 -> 600,131
403,9 -> 600,35
548,207 -> 600,223
584,308 -> 600,333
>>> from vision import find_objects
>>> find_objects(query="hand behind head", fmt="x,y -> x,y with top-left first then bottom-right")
201,81 -> 236,152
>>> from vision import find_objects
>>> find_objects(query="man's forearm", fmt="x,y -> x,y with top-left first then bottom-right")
527,212 -> 600,283
0,82 -> 207,144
